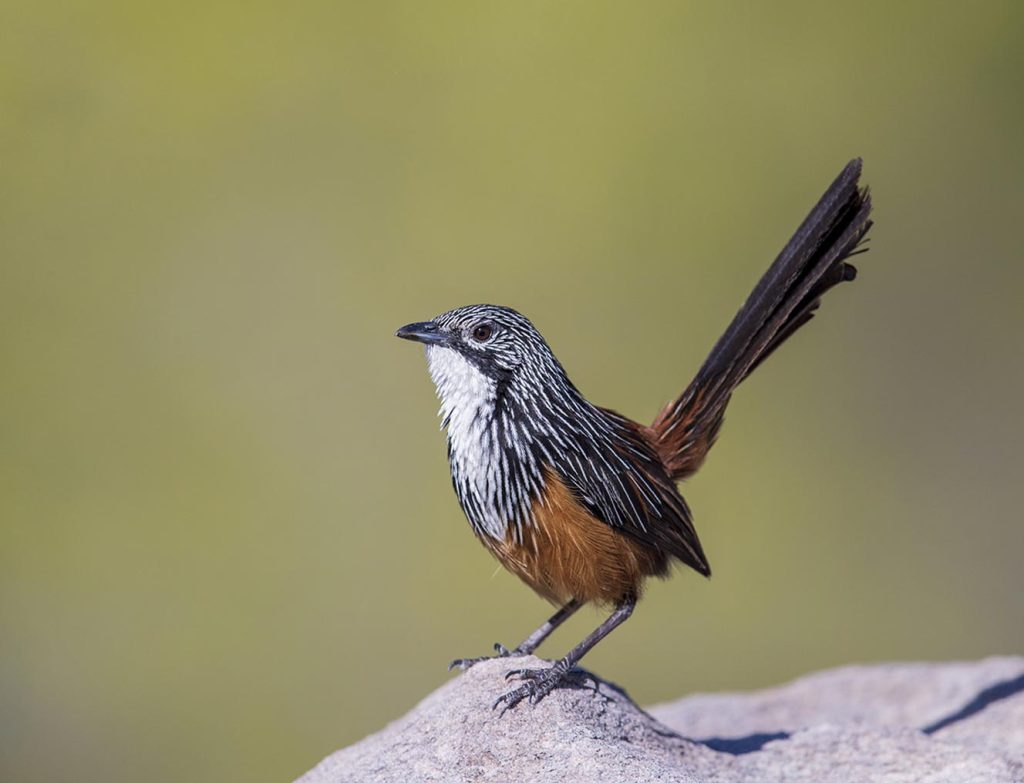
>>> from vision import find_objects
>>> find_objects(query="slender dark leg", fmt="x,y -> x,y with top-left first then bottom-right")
494,598 -> 636,712
509,597 -> 582,655
449,598 -> 582,671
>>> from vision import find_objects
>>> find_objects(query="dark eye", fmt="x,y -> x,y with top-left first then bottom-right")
471,323 -> 493,342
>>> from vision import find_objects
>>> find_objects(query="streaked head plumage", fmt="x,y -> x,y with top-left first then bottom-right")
398,304 -> 549,378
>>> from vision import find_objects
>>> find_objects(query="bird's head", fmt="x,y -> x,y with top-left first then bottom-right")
396,304 -> 561,413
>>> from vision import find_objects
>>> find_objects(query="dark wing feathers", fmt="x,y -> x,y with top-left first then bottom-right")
545,408 -> 711,577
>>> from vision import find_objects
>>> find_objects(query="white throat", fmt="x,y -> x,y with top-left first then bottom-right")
425,345 -> 538,539
426,344 -> 496,458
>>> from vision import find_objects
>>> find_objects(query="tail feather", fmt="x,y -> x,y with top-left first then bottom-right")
649,159 -> 873,480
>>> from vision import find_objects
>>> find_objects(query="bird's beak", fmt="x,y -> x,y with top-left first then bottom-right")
395,321 -> 448,346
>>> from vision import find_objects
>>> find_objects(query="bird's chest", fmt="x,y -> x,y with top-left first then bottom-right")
426,346 -> 541,540
444,410 -> 541,542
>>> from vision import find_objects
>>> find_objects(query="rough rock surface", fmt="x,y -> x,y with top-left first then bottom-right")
297,655 -> 1024,782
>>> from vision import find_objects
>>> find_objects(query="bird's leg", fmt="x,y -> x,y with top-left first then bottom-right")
508,597 -> 582,655
495,598 -> 635,712
449,598 -> 582,671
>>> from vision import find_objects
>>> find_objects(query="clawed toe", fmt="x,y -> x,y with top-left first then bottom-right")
493,664 -> 593,712
448,643 -> 522,672
492,682 -> 535,712
448,656 -> 488,671
503,667 -> 544,682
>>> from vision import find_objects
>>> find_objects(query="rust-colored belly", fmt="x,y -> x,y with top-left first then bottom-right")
482,468 -> 668,606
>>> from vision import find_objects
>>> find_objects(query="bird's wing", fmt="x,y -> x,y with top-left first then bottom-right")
544,408 -> 710,576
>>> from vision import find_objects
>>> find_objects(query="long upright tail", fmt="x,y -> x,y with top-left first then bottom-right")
649,158 -> 873,481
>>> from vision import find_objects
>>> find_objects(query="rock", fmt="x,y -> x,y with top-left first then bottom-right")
297,655 -> 1024,783
649,656 -> 1024,765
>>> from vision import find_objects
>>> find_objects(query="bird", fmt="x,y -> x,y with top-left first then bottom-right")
396,159 -> 873,711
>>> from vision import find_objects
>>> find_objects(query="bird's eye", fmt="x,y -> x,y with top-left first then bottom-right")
471,323 -> 494,342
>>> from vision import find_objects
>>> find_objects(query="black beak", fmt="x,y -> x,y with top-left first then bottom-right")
396,321 -> 448,346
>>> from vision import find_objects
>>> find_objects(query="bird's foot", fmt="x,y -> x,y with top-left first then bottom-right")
448,642 -> 523,672
493,663 -> 594,713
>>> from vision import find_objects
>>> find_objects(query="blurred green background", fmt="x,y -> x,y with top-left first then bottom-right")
2,2 -> 1023,781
